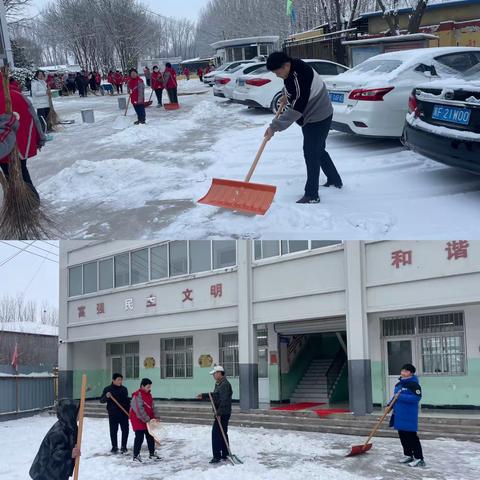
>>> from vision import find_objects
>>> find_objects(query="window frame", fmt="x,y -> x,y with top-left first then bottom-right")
106,341 -> 140,379
160,336 -> 194,379
381,311 -> 466,377
219,332 -> 239,378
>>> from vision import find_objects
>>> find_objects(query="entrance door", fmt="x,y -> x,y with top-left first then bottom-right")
258,346 -> 269,403
385,339 -> 415,402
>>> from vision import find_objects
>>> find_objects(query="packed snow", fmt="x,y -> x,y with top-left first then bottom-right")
16,79 -> 480,239
1,414 -> 479,480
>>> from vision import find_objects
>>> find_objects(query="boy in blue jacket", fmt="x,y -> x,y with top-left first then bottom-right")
389,363 -> 425,467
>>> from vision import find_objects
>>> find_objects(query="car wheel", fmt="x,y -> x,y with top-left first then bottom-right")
271,92 -> 283,114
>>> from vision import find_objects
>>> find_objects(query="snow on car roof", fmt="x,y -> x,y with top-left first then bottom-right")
414,78 -> 480,92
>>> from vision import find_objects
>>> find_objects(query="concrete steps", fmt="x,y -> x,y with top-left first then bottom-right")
82,402 -> 480,443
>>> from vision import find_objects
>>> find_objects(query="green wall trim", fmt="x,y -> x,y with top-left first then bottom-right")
370,358 -> 480,407
73,367 -> 240,400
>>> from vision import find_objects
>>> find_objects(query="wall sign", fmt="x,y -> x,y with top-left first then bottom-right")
198,354 -> 213,368
144,357 -> 156,369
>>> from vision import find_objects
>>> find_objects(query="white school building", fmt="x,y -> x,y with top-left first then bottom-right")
58,240 -> 480,414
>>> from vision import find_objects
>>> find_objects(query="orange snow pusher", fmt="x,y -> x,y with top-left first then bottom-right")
198,102 -> 285,216
164,103 -> 180,110
346,391 -> 401,457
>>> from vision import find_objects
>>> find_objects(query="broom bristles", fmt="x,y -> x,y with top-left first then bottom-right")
0,67 -> 57,239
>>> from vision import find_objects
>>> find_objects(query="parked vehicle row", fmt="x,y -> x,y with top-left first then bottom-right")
210,47 -> 480,175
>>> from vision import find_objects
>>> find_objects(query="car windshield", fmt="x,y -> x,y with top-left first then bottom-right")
433,51 -> 480,79
349,59 -> 403,74
248,65 -> 269,74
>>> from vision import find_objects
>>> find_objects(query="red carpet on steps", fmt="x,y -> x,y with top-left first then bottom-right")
314,408 -> 351,416
271,402 -> 325,411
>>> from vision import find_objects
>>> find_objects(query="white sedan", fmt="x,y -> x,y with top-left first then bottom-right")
213,62 -> 265,100
232,59 -> 349,113
203,60 -> 255,86
325,46 -> 480,138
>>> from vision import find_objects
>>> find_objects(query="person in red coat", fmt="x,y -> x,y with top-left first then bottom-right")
127,68 -> 146,125
129,378 -> 160,463
150,65 -> 164,107
163,63 -> 178,104
95,72 -> 101,88
113,70 -> 123,95
183,67 -> 190,81
0,84 -> 47,201
197,67 -> 203,82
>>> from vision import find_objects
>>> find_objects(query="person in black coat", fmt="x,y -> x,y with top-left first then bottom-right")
100,373 -> 131,453
197,365 -> 233,464
29,398 -> 81,480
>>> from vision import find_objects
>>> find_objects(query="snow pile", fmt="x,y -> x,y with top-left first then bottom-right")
39,158 -> 199,209
177,79 -> 210,94
190,99 -> 227,121
1,415 -> 480,480
0,322 -> 58,336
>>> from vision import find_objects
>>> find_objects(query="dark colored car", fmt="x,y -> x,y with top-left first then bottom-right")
404,80 -> 480,174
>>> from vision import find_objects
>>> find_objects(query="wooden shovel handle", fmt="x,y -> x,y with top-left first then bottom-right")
73,374 -> 87,480
363,391 -> 401,448
244,99 -> 287,183
109,393 -> 130,417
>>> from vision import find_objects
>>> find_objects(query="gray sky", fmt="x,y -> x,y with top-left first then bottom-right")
28,0 -> 209,21
0,241 -> 59,308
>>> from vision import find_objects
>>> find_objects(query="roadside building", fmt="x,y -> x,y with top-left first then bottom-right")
59,240 -> 480,415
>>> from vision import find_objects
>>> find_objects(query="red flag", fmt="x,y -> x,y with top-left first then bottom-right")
11,342 -> 19,371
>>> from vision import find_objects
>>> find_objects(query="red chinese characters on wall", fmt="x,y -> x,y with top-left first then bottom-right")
96,303 -> 105,315
391,250 -> 413,269
182,288 -> 193,302
77,306 -> 86,318
445,241 -> 469,260
210,283 -> 223,298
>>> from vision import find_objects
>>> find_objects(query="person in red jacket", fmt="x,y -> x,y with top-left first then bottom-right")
0,84 -> 47,201
163,62 -> 178,104
127,68 -> 146,125
95,71 -> 101,88
197,67 -> 203,82
150,65 -> 164,107
183,67 -> 190,81
113,70 -> 123,95
130,378 -> 160,463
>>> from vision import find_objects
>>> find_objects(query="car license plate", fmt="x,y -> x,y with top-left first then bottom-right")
432,104 -> 471,126
238,79 -> 245,87
329,92 -> 344,103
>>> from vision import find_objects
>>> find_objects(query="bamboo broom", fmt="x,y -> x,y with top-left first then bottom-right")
46,87 -> 61,131
0,66 -> 56,239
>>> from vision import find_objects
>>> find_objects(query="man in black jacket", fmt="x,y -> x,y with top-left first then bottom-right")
29,398 -> 81,480
264,51 -> 343,204
100,373 -> 130,453
197,365 -> 233,464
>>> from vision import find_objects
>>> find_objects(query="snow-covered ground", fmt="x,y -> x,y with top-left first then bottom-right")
21,79 -> 480,239
1,414 -> 479,480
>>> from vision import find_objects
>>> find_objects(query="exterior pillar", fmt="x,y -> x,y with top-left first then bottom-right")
344,241 -> 373,415
58,245 -> 73,399
237,240 -> 258,411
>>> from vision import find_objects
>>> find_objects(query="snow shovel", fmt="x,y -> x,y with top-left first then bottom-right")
198,101 -> 285,215
144,89 -> 154,108
147,419 -> 163,447
112,93 -> 132,129
208,393 -> 243,465
73,374 -> 87,480
346,391 -> 401,457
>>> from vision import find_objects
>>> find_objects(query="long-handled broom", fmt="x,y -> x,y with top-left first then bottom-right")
0,66 -> 56,239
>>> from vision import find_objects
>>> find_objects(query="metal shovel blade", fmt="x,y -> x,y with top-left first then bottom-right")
198,178 -> 276,215
346,443 -> 373,457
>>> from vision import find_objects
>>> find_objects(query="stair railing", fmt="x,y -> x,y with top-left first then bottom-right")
326,347 -> 347,399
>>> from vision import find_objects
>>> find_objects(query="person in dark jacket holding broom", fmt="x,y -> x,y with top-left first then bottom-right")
389,363 -> 425,468
29,398 -> 81,480
264,52 -> 342,204
100,373 -> 130,454
0,79 -> 46,201
197,365 -> 233,464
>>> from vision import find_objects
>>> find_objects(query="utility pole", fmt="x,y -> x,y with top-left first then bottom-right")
0,0 -> 14,66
